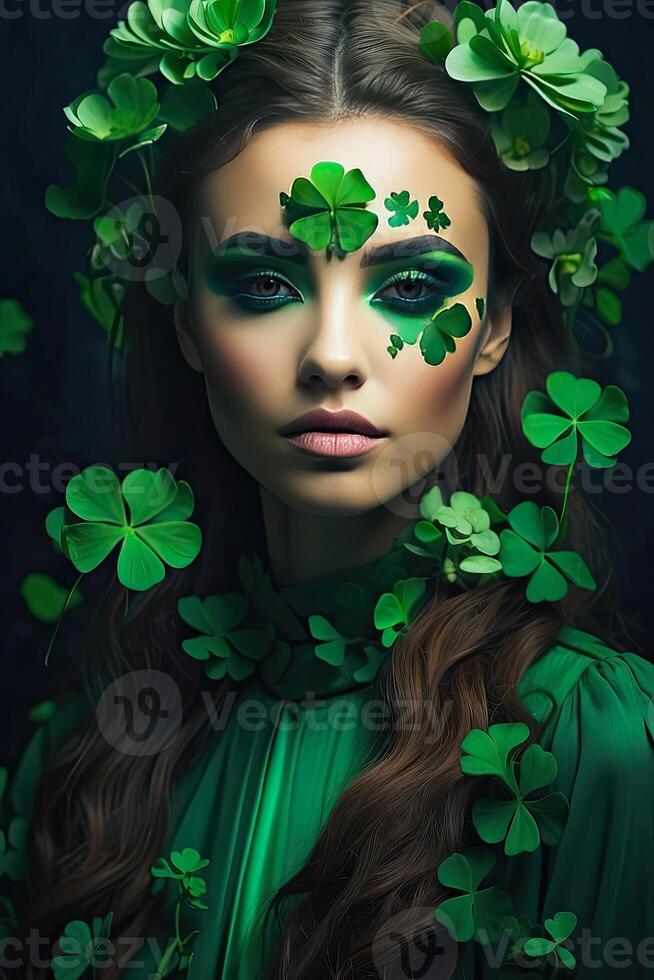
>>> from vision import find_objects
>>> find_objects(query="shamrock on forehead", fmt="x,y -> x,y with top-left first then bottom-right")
279,161 -> 378,260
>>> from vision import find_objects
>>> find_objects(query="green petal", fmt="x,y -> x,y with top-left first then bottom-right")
526,559 -> 568,603
334,208 -> 378,252
522,412 -> 571,449
309,162 -> 345,205
122,468 -> 177,525
136,521 -> 202,569
151,481 -> 195,522
499,529 -> 541,577
373,592 -> 403,630
289,212 -> 332,250
62,522 -> 124,573
66,466 -> 126,524
288,176 -> 329,210
546,371 -> 601,418
334,168 -> 376,207
505,802 -> 540,855
116,532 -> 165,590
541,427 -> 578,466
578,419 -> 630,459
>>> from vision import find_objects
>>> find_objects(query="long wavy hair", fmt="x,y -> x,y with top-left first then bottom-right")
17,1 -> 622,977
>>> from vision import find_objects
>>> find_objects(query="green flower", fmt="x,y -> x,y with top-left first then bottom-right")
531,214 -> 598,307
384,190 -> 419,227
461,723 -> 569,855
104,0 -> 276,85
500,501 -> 596,603
64,74 -> 166,155
420,303 -> 473,366
151,847 -> 210,910
280,161 -> 378,258
521,371 -> 631,468
51,912 -> 113,980
432,491 -> 501,556
48,466 -> 202,591
592,186 -> 653,273
373,577 -> 428,648
423,195 -> 451,231
20,573 -> 83,624
445,0 -> 607,116
523,912 -> 577,970
0,299 -> 32,357
435,847 -> 513,943
491,92 -> 551,171
566,61 -> 629,199
178,593 -> 274,680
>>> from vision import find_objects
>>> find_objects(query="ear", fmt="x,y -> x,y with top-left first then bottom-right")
473,302 -> 512,377
174,300 -> 203,373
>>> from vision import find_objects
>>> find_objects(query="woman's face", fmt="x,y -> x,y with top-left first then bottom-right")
177,117 -> 511,517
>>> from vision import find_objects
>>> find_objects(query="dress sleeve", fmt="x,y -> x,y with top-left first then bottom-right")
539,649 -> 654,976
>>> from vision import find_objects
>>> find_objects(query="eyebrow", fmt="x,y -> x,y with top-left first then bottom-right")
211,232 -> 467,267
214,232 -> 309,263
360,235 -> 467,267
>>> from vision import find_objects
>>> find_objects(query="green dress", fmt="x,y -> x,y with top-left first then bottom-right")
3,534 -> 654,978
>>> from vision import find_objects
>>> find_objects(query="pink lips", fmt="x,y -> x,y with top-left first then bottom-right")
278,408 -> 389,459
287,431 -> 385,458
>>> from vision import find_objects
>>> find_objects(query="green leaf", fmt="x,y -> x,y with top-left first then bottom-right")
20,573 -> 83,623
0,299 -> 32,357
419,21 -> 453,63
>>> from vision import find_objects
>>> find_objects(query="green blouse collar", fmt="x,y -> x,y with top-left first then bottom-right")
235,525 -> 438,699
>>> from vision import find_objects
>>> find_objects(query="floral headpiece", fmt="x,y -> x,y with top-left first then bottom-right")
2,2 -> 653,971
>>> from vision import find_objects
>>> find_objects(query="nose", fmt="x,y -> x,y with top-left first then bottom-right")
297,278 -> 369,391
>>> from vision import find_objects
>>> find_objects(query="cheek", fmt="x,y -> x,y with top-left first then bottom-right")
393,335 -> 478,441
195,316 -> 284,425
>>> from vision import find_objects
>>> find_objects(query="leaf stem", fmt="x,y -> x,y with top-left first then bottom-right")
44,572 -> 84,666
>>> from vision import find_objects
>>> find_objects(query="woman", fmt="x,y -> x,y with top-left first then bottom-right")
2,0 -> 653,977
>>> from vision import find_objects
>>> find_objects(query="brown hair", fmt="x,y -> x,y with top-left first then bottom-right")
17,1 -> 619,977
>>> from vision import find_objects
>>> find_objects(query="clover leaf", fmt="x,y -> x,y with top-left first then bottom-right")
423,195 -> 451,231
524,911 -> 577,970
592,186 -> 653,273
20,573 -> 83,624
471,741 -> 569,855
48,466 -> 202,592
178,592 -> 274,681
566,62 -> 630,200
491,92 -> 551,171
75,273 -> 126,347
384,190 -> 419,227
151,847 -> 210,911
308,614 -> 363,668
419,21 -> 453,64
374,577 -> 428,648
521,371 -> 631,469
531,214 -> 598,307
51,912 -> 113,980
45,136 -> 115,221
433,492 -> 501,556
445,0 -> 608,116
500,501 -> 595,603
0,299 -> 32,357
64,74 -> 164,154
420,303 -> 473,366
435,847 -> 513,943
280,161 -> 378,258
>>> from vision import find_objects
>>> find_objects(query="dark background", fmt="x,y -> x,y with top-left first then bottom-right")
1,1 -> 653,762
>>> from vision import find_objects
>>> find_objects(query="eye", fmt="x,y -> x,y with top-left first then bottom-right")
371,270 -> 449,316
229,270 -> 303,311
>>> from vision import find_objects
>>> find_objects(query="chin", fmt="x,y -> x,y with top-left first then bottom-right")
263,470 -> 397,518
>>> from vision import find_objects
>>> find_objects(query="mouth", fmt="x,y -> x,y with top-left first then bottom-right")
278,408 -> 390,459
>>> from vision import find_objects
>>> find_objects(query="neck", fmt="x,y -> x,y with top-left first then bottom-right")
259,484 -> 424,587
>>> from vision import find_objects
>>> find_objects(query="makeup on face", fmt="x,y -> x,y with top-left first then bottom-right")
203,232 -> 475,322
